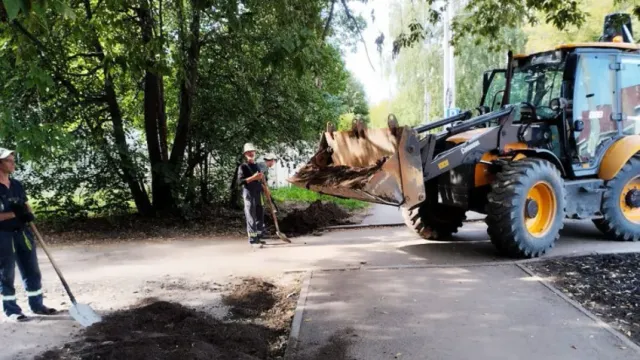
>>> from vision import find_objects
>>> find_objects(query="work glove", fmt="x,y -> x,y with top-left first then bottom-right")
10,202 -> 35,224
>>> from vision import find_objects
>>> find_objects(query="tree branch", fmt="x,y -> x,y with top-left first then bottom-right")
340,0 -> 376,72
67,65 -> 102,77
322,0 -> 336,40
11,20 -> 82,98
340,0 -> 375,72
67,52 -> 103,61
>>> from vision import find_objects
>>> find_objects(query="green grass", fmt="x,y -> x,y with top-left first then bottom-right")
271,186 -> 369,211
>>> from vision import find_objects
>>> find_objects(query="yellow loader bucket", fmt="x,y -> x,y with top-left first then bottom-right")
288,122 -> 426,208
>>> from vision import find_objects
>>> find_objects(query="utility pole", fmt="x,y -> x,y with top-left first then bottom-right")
424,80 -> 431,124
442,0 -> 456,118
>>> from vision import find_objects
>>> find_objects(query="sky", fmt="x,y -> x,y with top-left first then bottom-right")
342,0 -> 393,106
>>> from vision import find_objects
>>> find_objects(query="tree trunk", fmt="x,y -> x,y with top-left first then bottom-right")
82,3 -> 152,215
228,159 -> 242,209
169,4 -> 201,177
200,151 -> 209,204
104,73 -> 154,215
139,3 -> 175,213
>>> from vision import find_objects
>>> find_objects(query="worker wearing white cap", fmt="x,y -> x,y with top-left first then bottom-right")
0,148 -> 57,321
236,143 -> 265,247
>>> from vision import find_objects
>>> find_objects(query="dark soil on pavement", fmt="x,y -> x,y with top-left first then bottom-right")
528,253 -> 640,346
275,200 -> 352,236
223,278 -> 277,319
36,277 -> 300,360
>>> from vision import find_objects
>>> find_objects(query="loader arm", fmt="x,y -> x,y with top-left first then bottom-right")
419,107 -> 520,182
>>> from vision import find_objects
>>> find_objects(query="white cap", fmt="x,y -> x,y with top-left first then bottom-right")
264,153 -> 277,160
0,148 -> 14,160
243,143 -> 257,154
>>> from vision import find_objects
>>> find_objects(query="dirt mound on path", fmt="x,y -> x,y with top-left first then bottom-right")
37,278 -> 300,360
276,200 -> 351,236
223,278 -> 277,318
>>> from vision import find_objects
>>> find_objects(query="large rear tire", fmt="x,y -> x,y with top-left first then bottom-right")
402,185 -> 467,240
486,158 -> 566,258
592,156 -> 640,241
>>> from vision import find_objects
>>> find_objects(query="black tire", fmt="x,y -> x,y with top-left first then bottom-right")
401,189 -> 467,241
592,156 -> 640,241
486,158 -> 566,258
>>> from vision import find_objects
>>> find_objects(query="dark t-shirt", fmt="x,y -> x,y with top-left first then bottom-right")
237,162 -> 263,193
0,178 -> 27,231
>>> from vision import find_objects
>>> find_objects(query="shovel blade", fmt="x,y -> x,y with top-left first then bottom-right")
277,232 -> 292,243
70,303 -> 102,327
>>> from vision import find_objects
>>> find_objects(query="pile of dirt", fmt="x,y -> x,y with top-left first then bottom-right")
292,158 -> 387,190
528,253 -> 640,346
276,200 -> 351,236
223,278 -> 277,318
37,278 -> 300,360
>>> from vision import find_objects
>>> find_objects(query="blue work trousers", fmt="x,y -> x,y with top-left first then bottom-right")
0,229 -> 45,316
243,188 -> 265,242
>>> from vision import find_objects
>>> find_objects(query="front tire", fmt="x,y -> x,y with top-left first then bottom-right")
402,183 -> 466,240
486,158 -> 566,258
593,156 -> 640,241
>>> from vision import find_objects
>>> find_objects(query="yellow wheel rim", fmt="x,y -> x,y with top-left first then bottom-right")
620,176 -> 640,224
524,181 -> 557,237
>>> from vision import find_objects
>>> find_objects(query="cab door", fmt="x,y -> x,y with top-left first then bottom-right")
571,53 -> 618,174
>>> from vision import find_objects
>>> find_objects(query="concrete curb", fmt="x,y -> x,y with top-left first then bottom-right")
516,263 -> 640,355
284,271 -> 313,360
324,217 -> 487,231
325,222 -> 405,230
283,249 -> 640,274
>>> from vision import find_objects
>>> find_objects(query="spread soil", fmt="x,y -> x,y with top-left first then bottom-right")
274,200 -> 352,237
528,253 -> 640,346
291,158 -> 387,190
39,199 -> 359,244
36,277 -> 300,360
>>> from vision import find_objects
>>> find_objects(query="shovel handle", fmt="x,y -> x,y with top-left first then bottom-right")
29,223 -> 77,305
261,180 -> 282,232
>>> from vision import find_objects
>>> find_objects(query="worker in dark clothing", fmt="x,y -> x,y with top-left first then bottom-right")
237,143 -> 266,247
0,148 -> 57,322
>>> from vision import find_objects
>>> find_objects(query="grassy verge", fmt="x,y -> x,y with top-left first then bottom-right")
271,186 -> 369,211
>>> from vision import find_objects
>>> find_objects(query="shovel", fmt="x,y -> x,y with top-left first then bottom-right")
261,179 -> 291,243
29,223 -> 102,327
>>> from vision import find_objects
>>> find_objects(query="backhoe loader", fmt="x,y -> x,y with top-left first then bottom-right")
289,13 -> 640,258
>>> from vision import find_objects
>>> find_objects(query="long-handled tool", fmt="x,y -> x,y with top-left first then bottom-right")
29,223 -> 102,327
261,179 -> 291,243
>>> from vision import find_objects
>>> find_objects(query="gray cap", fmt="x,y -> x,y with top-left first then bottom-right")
264,153 -> 277,160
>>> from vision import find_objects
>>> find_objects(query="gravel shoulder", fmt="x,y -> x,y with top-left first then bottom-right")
527,253 -> 640,346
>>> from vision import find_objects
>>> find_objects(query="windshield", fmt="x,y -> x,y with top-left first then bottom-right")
508,62 -> 564,118
483,52 -> 566,119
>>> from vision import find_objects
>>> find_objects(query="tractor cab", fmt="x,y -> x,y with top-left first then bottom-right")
478,14 -> 640,179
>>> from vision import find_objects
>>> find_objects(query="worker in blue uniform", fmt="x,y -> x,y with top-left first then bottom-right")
237,143 -> 266,247
0,148 -> 57,322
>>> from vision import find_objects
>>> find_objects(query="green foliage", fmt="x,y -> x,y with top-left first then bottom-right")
392,0 -> 640,56
526,0 -> 639,52
0,0 -> 368,216
380,0 -> 526,127
271,186 -> 369,210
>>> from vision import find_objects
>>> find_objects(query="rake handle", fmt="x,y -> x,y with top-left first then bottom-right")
29,223 -> 78,305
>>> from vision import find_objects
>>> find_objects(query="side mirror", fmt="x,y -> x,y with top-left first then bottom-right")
574,120 -> 585,132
